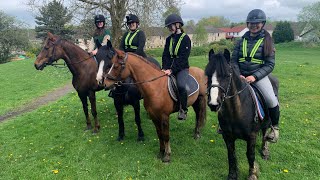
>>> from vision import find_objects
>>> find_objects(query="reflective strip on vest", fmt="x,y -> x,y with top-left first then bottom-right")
125,30 -> 140,49
239,38 -> 264,64
169,33 -> 186,57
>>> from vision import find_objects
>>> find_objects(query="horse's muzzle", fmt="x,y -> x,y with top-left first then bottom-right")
34,63 -> 46,70
208,104 -> 220,112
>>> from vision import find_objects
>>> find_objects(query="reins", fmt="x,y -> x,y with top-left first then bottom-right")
115,74 -> 167,86
105,52 -> 166,86
208,69 -> 249,101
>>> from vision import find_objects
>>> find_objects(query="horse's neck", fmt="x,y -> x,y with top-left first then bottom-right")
128,56 -> 164,95
61,41 -> 95,75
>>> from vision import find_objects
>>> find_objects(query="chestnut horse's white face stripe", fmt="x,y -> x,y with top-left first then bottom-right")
96,60 -> 104,82
208,71 -> 219,106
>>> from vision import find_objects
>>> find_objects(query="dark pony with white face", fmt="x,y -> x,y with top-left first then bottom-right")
95,41 -> 160,141
205,49 -> 274,180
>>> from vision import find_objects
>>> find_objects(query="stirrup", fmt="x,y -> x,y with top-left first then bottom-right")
267,126 -> 279,143
178,109 -> 187,120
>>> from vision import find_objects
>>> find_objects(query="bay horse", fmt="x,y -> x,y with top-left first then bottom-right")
99,43 -> 207,162
205,49 -> 279,180
34,32 -> 145,141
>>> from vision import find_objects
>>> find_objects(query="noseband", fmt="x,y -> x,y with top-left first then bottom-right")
105,53 -> 128,82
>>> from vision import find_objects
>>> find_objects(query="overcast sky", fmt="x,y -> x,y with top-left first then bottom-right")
0,0 -> 318,28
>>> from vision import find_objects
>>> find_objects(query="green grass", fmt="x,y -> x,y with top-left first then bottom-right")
0,44 -> 319,179
0,59 -> 71,115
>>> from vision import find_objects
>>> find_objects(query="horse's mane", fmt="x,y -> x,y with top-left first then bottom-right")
61,39 -> 89,55
128,52 -> 161,70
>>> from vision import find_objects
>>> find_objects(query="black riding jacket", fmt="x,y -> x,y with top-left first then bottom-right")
120,29 -> 147,57
162,33 -> 191,75
231,30 -> 275,81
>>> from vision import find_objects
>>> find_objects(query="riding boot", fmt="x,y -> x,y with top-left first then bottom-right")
178,91 -> 188,120
267,105 -> 280,143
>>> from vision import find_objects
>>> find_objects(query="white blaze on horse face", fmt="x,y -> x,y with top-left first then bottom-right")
96,60 -> 105,82
209,72 -> 219,105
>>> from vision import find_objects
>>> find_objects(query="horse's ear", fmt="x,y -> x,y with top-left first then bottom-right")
106,40 -> 112,49
48,32 -> 57,42
209,49 -> 215,60
115,49 -> 125,59
224,49 -> 230,62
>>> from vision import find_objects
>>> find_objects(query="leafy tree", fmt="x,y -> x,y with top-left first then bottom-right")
73,0 -> 182,47
35,0 -> 73,40
0,11 -> 30,63
197,16 -> 230,28
298,2 -> 320,43
272,21 -> 294,44
193,24 -> 208,46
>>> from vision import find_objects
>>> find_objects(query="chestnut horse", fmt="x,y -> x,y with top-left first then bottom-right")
99,43 -> 207,162
205,49 -> 278,180
34,33 -> 145,140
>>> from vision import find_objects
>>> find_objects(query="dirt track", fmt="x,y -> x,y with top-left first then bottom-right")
0,83 -> 74,122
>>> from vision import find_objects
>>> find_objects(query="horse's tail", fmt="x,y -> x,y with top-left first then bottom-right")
198,94 -> 207,128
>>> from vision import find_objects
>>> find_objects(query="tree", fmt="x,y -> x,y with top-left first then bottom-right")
197,16 -> 230,28
0,11 -> 30,63
193,24 -> 208,46
298,2 -> 320,43
35,0 -> 73,40
272,21 -> 294,44
73,0 -> 182,47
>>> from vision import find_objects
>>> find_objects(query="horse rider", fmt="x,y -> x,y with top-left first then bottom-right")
88,14 -> 112,55
162,13 -> 191,121
120,14 -> 147,58
231,9 -> 280,143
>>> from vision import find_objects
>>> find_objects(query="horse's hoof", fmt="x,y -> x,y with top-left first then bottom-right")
247,174 -> 258,180
162,155 -> 170,163
117,136 -> 124,141
137,136 -> 145,142
227,174 -> 238,180
85,125 -> 92,131
157,152 -> 164,159
194,133 -> 201,139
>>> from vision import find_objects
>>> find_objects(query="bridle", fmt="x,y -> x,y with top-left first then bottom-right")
42,38 -> 94,67
104,52 -> 166,86
207,67 -> 249,103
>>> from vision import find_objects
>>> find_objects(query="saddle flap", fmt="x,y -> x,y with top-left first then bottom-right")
167,74 -> 199,102
249,84 -> 267,120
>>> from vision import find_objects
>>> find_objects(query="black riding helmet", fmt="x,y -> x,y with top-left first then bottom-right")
126,14 -> 140,24
95,14 -> 105,23
94,14 -> 105,29
165,13 -> 184,27
246,9 -> 266,23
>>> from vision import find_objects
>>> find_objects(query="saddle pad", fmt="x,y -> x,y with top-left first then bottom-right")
168,74 -> 199,102
248,85 -> 265,120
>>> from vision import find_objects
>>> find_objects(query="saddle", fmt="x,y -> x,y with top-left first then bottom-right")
167,74 -> 199,102
248,74 -> 279,122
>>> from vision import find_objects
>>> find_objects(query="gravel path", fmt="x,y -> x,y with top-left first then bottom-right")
0,83 -> 74,122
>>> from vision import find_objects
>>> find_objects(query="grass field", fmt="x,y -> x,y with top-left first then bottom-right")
0,43 -> 319,179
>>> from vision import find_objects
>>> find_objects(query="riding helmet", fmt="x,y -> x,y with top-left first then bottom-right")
126,14 -> 140,24
246,9 -> 266,23
165,13 -> 184,27
95,14 -> 106,23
